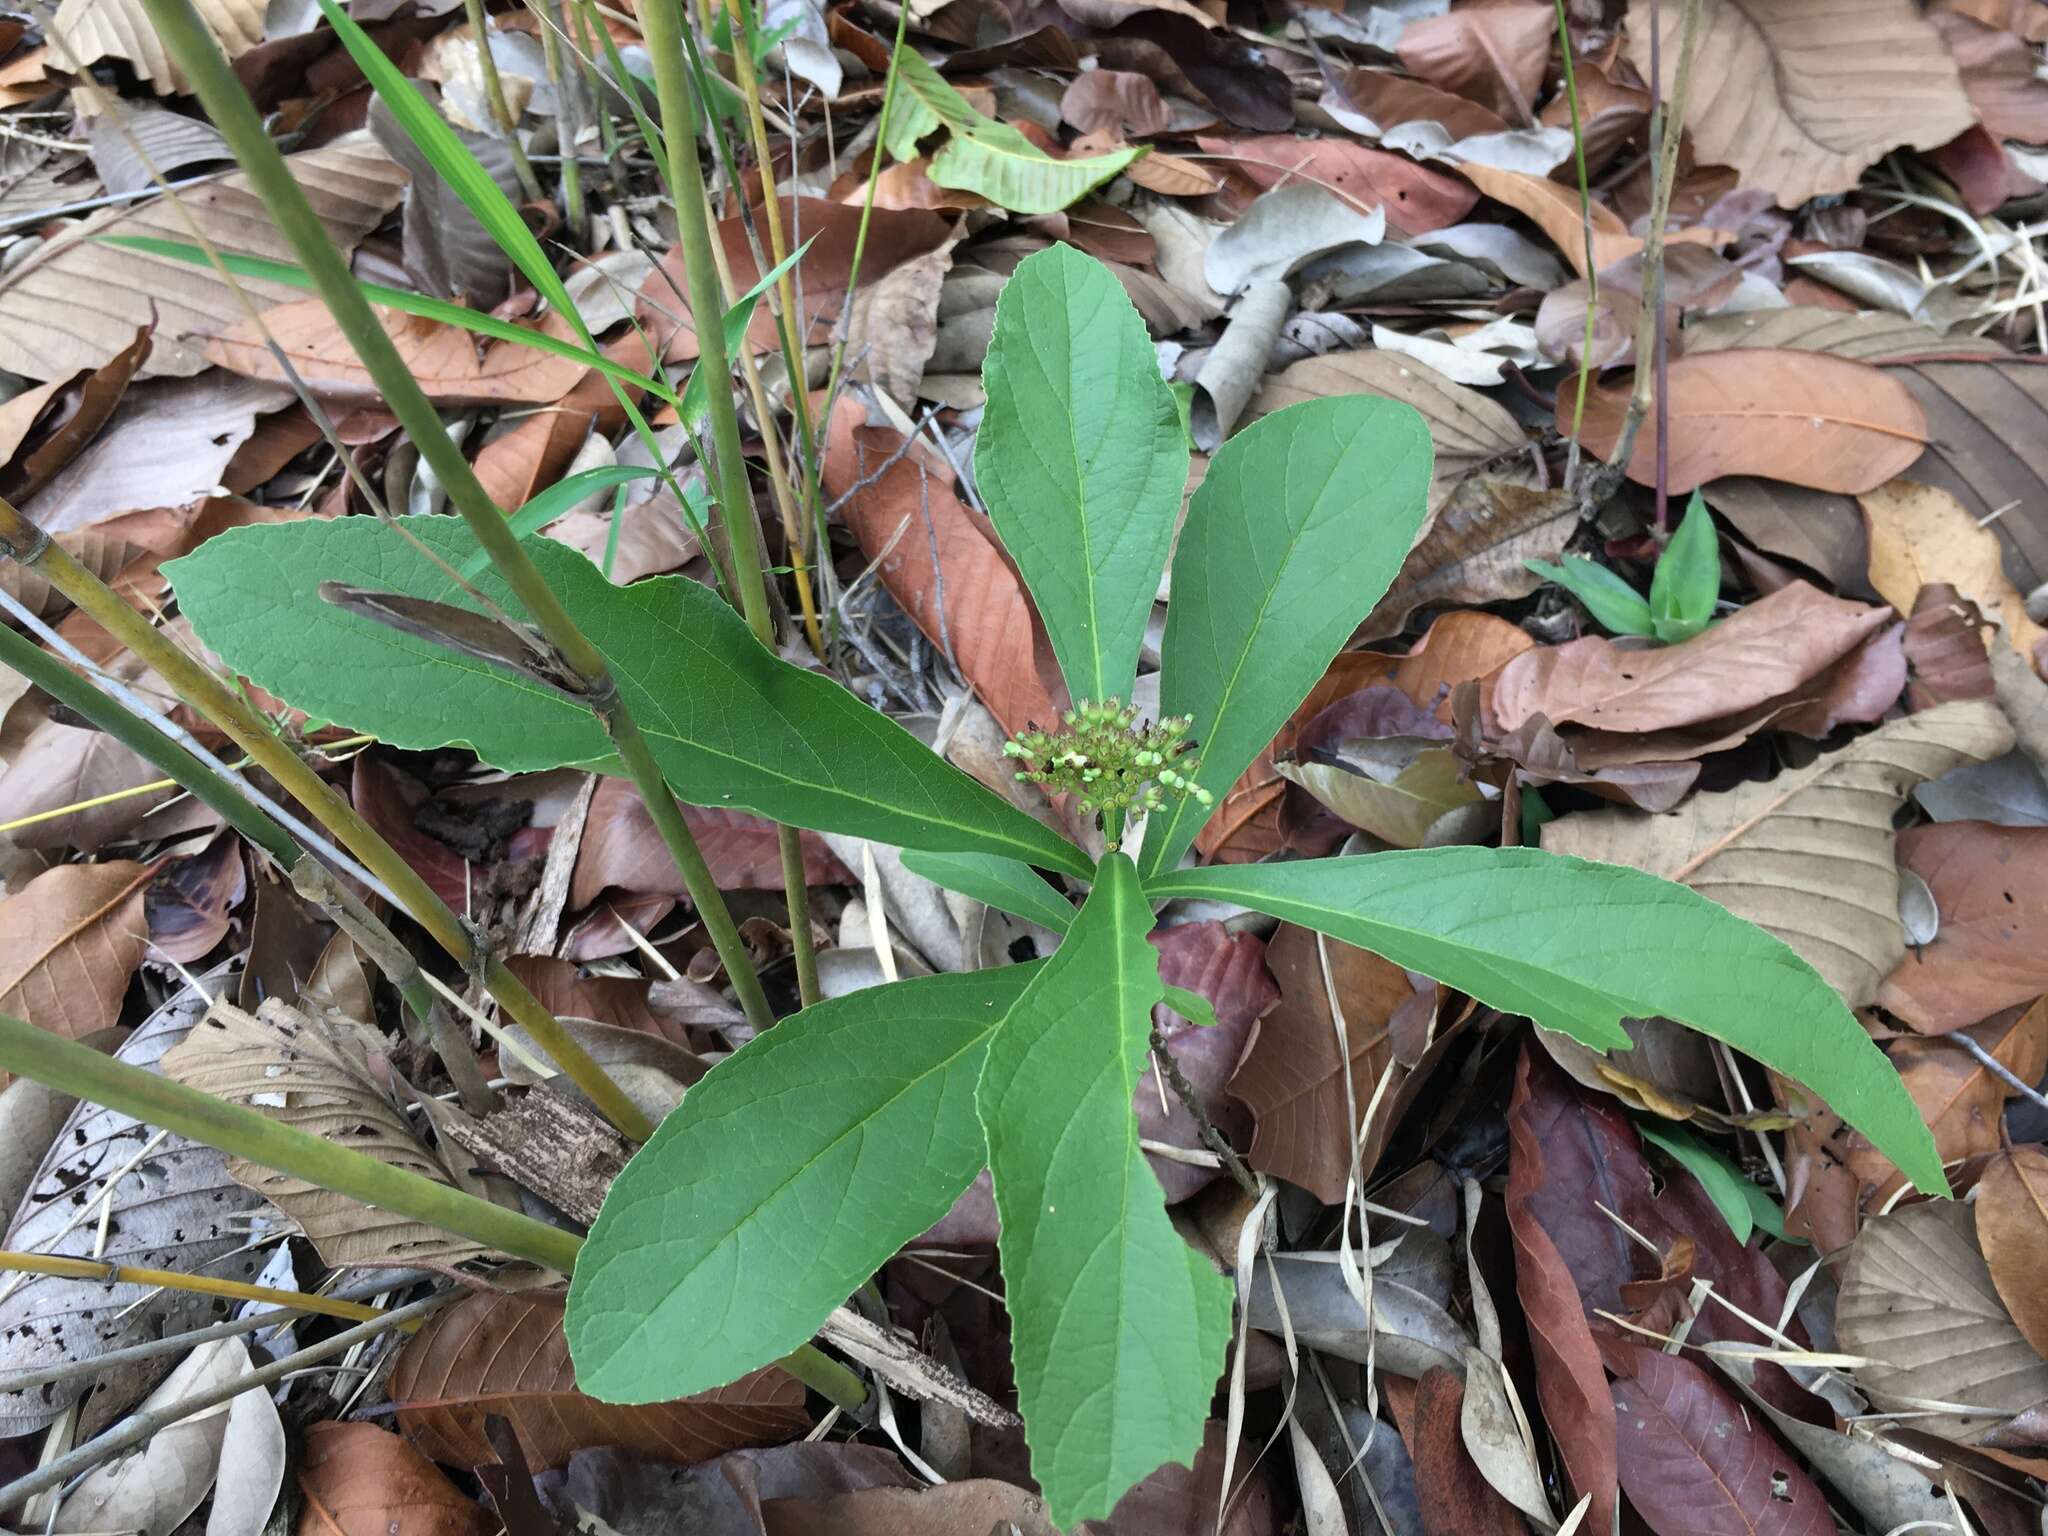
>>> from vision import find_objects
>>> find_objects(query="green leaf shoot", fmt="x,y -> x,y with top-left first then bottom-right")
1635,1120 -> 1791,1245
1649,491 -> 1721,643
1526,555 -> 1657,637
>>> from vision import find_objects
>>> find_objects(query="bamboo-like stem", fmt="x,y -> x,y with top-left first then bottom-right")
536,0 -> 587,236
135,0 -> 775,1044
0,1011 -> 585,1270
0,602 -> 451,1036
0,1250 -> 390,1324
640,0 -> 820,1008
1551,0 -> 1598,494
0,1293 -> 453,1517
0,496 -> 646,1138
1581,0 -> 1700,512
460,0 -> 544,200
0,1013 -> 869,1411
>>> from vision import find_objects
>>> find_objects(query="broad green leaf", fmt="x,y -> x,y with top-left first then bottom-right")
977,854 -> 1232,1525
1140,396 -> 1433,878
1649,491 -> 1720,643
1635,1121 -> 1790,1245
1526,555 -> 1656,637
168,517 -> 1091,876
568,967 -> 1036,1401
889,45 -> 1139,214
977,246 -> 1186,705
99,236 -> 679,403
900,849 -> 1076,933
1145,848 -> 1947,1195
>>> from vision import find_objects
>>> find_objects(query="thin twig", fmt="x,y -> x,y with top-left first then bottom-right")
1949,1030 -> 2048,1113
1150,1024 -> 1260,1197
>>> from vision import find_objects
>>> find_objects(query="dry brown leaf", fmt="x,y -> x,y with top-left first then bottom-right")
1571,350 -> 1928,494
296,1422 -> 487,1536
840,238 -> 956,408
1248,349 -> 1537,514
161,999 -> 489,1267
1684,307 -> 2004,361
1837,1199 -> 2048,1438
1866,1009 -> 2048,1209
206,298 -> 590,405
1227,922 -> 1439,1202
1194,134 -> 1478,235
1626,0 -> 1974,208
570,776 -> 850,906
1330,66 -> 1510,141
1541,700 -> 2013,1007
1932,11 -> 2048,141
0,861 -> 151,1065
1861,479 -> 2048,663
0,325 -> 149,502
0,701 -> 178,852
1877,821 -> 2048,1032
819,396 -> 1067,738
145,836 -> 244,964
1494,581 -> 1893,734
1059,69 -> 1170,135
1975,1145 -> 2048,1361
0,137 -> 407,380
1455,161 -> 1729,277
51,0 -> 260,92
1360,479 -> 1576,643
391,1292 -> 806,1469
1393,3 -> 1551,124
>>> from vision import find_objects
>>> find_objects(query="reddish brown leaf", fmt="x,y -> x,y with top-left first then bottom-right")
1932,11 -> 2048,142
1393,4 -> 1550,122
297,1422 -> 487,1536
569,777 -> 851,907
1144,920 -> 1278,1200
820,397 -> 1067,738
1878,821 -> 2048,1031
1227,922 -> 1437,1202
1977,1145 -> 2048,1360
503,953 -> 739,1044
1327,66 -> 1509,140
1506,1045 -> 1618,1535
145,835 -> 246,964
391,1293 -> 806,1470
0,324 -> 149,503
0,860 -> 152,1074
1456,161 -> 1731,276
1609,1344 -> 1832,1536
1058,69 -> 1169,135
1495,582 -> 1892,735
1572,351 -> 1928,494
1194,134 -> 1479,234
1903,584 -> 1996,708
1410,1368 -> 1525,1536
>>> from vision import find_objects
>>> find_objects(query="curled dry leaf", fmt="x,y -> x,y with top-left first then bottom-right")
296,1422 -> 487,1536
391,1292 -> 807,1470
570,777 -> 851,907
820,397 -> 1067,737
1837,1199 -> 2048,1438
49,0 -> 261,92
1625,0 -> 1973,207
146,836 -> 246,964
161,999 -> 489,1267
1608,1343 -> 1833,1536
1542,700 -> 2014,1008
1454,161 -> 1729,276
1877,821 -> 2048,1032
1975,1145 -> 2048,1361
0,860 -> 152,1063
1494,581 -> 1893,735
1571,350 -> 1928,495
1860,479 -> 2048,663
1359,479 -> 1576,643
1393,4 -> 1551,123
0,139 -> 407,381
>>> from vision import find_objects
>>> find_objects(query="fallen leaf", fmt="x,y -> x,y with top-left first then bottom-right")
0,860 -> 152,1062
1626,0 -> 1974,207
1975,1145 -> 2048,1360
1195,133 -> 1479,235
1877,821 -> 2048,1031
1904,584 -> 1997,709
1249,349 -> 1537,514
296,1422 -> 487,1536
162,998 -> 489,1266
1324,66 -> 1509,142
86,104 -> 230,195
392,1293 -> 806,1469
51,0 -> 263,93
1837,1199 -> 2048,1437
368,92 -> 518,307
840,238 -> 955,407
146,836 -> 245,963
1454,161 -> 1729,276
1572,350 -> 1928,494
820,396 -> 1067,738
1227,922 -> 1437,1202
1861,479 -> 2048,662
1685,307 -> 2004,362
0,138 -> 407,380
1936,10 -> 2048,142
1409,1367 -> 1525,1535
1394,4 -> 1551,124
1145,921 -> 1277,1200
1059,69 -> 1170,135
1873,1010 -> 2046,1202
1608,1342 -> 1833,1536
1506,1045 -> 1619,1534
1542,700 -> 2014,1007
206,297 -> 592,405
570,776 -> 851,906
0,324 -> 150,503
1360,479 -> 1576,642
1494,581 -> 1893,734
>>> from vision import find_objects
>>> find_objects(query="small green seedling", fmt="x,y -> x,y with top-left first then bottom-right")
169,248 -> 1941,1530
1528,489 -> 1721,643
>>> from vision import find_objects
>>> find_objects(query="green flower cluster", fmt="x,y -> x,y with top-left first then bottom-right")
1003,699 -> 1212,817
